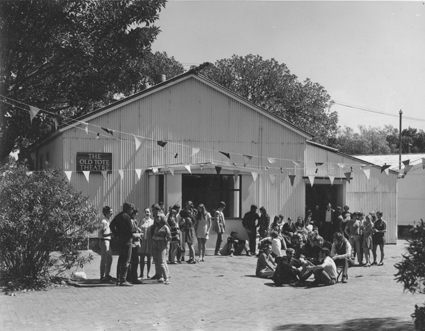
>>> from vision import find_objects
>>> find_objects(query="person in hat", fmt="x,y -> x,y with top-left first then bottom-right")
306,248 -> 337,286
110,202 -> 136,286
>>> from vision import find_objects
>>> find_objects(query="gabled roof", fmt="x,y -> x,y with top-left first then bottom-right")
355,154 -> 425,170
58,69 -> 313,139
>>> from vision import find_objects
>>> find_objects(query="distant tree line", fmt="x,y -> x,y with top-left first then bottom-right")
329,125 -> 425,155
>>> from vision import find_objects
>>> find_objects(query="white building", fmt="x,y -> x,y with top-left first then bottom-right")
31,70 -> 399,245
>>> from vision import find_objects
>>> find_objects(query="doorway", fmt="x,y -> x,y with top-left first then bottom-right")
305,183 -> 343,214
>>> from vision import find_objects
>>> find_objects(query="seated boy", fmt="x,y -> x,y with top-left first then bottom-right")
272,248 -> 300,286
227,230 -> 251,257
306,247 -> 337,286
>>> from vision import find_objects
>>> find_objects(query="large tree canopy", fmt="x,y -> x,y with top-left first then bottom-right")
198,54 -> 338,144
0,0 -> 179,164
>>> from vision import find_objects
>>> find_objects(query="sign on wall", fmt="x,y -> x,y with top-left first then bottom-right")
76,152 -> 112,173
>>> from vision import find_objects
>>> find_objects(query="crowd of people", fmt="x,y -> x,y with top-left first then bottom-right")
97,201 -> 387,287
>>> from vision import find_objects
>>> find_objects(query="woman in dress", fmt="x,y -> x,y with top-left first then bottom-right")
151,204 -> 171,284
138,207 -> 153,279
372,211 -> 387,266
195,204 -> 211,262
361,214 -> 374,267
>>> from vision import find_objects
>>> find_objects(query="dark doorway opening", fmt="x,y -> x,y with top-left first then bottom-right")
305,184 -> 342,215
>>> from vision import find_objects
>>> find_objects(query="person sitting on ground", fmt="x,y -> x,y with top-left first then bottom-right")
272,249 -> 300,286
305,248 -> 337,286
282,217 -> 296,246
331,232 -> 353,283
270,231 -> 284,261
289,233 -> 305,259
255,243 -> 276,278
270,216 -> 288,250
227,230 -> 251,257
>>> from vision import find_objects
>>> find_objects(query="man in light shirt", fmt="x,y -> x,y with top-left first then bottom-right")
98,206 -> 114,283
306,247 -> 337,286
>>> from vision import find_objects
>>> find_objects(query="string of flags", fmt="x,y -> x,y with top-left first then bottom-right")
2,94 -> 425,186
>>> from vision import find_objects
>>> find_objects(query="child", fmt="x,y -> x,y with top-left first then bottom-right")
168,210 -> 181,264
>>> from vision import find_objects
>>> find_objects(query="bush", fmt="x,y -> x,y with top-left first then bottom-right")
0,161 -> 98,290
394,219 -> 425,330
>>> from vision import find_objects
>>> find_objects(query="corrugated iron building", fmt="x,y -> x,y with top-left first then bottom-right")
31,71 -> 399,244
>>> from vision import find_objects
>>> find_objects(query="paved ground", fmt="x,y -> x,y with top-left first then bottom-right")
0,240 -> 421,331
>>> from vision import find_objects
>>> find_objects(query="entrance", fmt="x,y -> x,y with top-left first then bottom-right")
305,183 -> 343,213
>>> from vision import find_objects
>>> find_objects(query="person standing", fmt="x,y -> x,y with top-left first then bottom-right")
195,204 -> 211,262
127,209 -> 143,284
110,202 -> 135,286
362,214 -> 374,267
258,207 -> 271,240
242,205 -> 260,256
213,201 -> 226,256
372,211 -> 387,266
98,206 -> 114,283
179,201 -> 197,261
168,210 -> 180,264
322,203 -> 335,242
138,207 -> 153,279
345,212 -> 363,265
151,203 -> 171,284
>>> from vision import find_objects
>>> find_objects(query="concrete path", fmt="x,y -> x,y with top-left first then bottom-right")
0,240 -> 419,330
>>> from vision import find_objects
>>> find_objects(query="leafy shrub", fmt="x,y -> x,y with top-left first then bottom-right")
0,161 -> 98,290
394,219 -> 425,330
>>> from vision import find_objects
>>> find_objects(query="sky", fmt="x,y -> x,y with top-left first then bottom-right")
151,0 -> 425,133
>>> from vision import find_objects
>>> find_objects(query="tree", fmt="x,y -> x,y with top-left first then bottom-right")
0,160 -> 98,290
395,220 -> 425,330
197,54 -> 338,145
332,125 -> 391,155
0,0 -> 168,163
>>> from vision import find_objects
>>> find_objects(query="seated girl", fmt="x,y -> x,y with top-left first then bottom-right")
255,243 -> 276,278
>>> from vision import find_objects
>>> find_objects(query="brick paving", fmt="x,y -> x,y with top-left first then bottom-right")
0,240 -> 419,331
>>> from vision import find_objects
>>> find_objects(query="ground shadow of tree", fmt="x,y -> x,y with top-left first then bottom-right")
273,317 -> 413,331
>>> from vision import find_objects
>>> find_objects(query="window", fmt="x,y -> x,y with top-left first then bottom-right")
182,174 -> 241,218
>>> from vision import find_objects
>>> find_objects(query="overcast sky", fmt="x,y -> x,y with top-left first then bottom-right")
152,1 -> 425,132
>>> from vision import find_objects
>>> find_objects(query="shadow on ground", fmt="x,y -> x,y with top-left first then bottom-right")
273,317 -> 414,331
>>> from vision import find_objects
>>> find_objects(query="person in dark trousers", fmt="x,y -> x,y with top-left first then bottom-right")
242,204 -> 260,256
110,202 -> 135,286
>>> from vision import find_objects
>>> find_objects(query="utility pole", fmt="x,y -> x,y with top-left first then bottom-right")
399,109 -> 403,170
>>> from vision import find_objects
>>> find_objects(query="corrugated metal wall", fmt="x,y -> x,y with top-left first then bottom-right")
55,76 -> 308,219
305,144 -> 398,243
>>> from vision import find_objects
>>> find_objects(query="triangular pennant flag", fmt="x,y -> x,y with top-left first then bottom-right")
269,174 -> 276,184
174,153 -> 178,158
243,154 -> 252,167
152,167 -> 159,174
362,168 -> 371,180
169,168 -> 174,176
233,163 -> 238,167
134,136 -> 142,150
135,169 -> 142,180
184,165 -> 191,174
191,148 -> 200,156
219,151 -> 231,159
157,140 -> 167,147
308,175 -> 315,187
118,170 -> 124,179
384,168 -> 390,176
338,163 -> 345,169
64,171 -> 72,182
288,174 -> 296,186
328,175 -> 335,185
344,172 -> 352,183
268,158 -> 276,164
233,170 -> 240,183
315,162 -> 324,167
26,171 -> 33,176
83,171 -> 90,183
96,133 -> 100,139
280,167 -> 284,174
101,127 -> 113,136
251,172 -> 258,182
53,116 -> 59,130
29,106 -> 40,123
101,171 -> 108,181
292,160 -> 300,166
265,166 -> 269,170
404,165 -> 413,175
422,158 -> 425,169
380,164 -> 391,173
402,159 -> 410,166
315,168 -> 319,174
84,123 -> 88,135
215,166 -> 222,175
